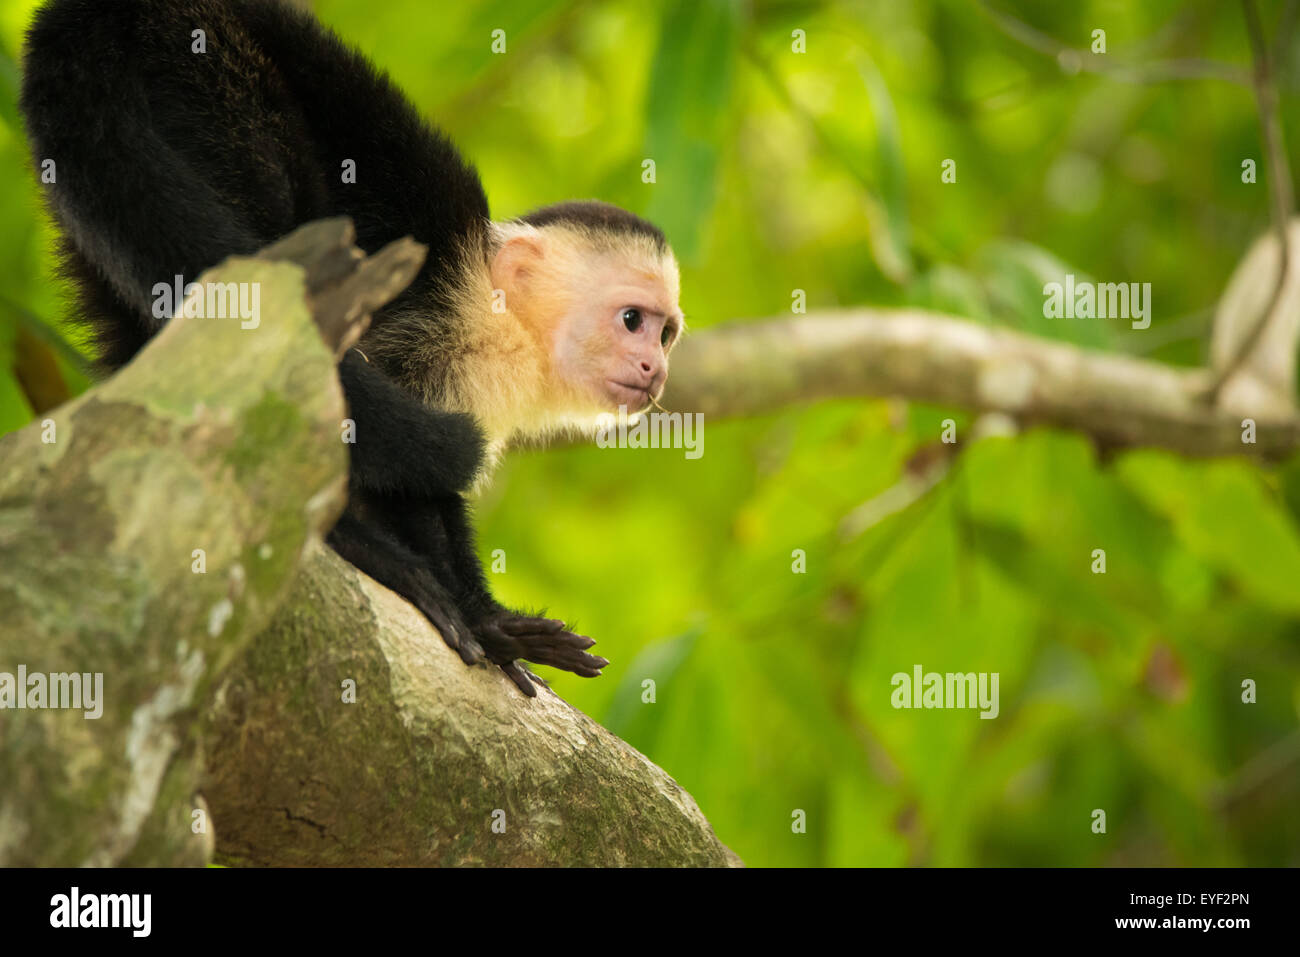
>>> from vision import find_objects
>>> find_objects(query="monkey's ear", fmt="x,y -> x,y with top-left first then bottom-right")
490,233 -> 547,295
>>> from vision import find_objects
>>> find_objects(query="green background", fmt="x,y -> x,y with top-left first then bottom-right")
2,0 -> 1298,866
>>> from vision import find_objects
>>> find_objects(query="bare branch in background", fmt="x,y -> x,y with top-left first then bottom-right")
661,307 -> 1300,459
1209,0 -> 1297,399
976,1 -> 1250,85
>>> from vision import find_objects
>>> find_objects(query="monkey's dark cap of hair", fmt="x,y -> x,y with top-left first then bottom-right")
516,200 -> 667,251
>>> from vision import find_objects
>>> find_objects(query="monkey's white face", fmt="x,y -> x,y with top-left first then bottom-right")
489,229 -> 682,421
546,254 -> 680,416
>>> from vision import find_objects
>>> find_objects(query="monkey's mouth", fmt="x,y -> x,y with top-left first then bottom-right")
604,380 -> 655,411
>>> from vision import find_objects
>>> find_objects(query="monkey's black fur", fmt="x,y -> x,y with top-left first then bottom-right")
19,0 -> 609,694
517,201 -> 668,252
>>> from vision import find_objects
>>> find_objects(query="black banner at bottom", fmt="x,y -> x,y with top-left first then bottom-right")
0,866 -> 1287,943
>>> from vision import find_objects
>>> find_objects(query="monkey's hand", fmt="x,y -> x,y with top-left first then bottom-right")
470,611 -> 608,697
326,513 -> 489,667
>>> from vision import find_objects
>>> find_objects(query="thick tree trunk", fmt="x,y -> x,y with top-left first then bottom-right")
0,230 -> 353,866
203,543 -> 741,867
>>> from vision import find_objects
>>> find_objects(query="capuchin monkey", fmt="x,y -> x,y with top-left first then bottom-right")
19,0 -> 684,696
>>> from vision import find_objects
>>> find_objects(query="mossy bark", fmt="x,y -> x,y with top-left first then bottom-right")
203,543 -> 740,867
0,254 -> 347,866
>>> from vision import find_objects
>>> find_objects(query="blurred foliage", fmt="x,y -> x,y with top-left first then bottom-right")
2,0 -> 1299,866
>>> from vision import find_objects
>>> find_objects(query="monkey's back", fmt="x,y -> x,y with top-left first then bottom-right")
19,0 -> 489,369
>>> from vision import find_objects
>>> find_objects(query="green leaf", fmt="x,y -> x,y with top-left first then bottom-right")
911,263 -> 991,320
1118,452 -> 1300,614
435,0 -> 572,94
0,44 -> 20,132
602,629 -> 699,752
856,54 -> 912,283
0,366 -> 34,436
0,296 -> 93,379
1278,453 -> 1300,526
642,0 -> 742,260
976,239 -> 1115,349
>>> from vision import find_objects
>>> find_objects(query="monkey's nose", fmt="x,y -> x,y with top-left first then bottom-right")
639,362 -> 666,395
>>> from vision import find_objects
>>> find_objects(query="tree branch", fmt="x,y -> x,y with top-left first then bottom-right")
203,543 -> 740,867
1209,1 -> 1297,401
0,222 -> 361,866
975,0 -> 1250,85
662,304 -> 1299,459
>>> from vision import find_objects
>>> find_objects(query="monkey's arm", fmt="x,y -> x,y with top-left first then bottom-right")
433,494 -> 608,689
325,507 -> 487,666
367,493 -> 607,696
335,359 -> 606,697
337,350 -> 485,496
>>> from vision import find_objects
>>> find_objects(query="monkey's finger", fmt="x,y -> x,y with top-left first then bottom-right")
540,643 -> 607,670
419,602 -> 483,664
564,655 -> 607,677
475,621 -> 522,663
498,616 -> 569,637
445,619 -> 485,665
479,614 -> 606,675
545,636 -> 604,665
499,661 -> 537,697
560,662 -> 605,678
531,630 -> 600,654
519,640 -> 607,675
509,626 -> 598,654
455,633 -> 485,666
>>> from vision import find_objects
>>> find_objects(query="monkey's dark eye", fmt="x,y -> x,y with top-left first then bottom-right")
661,325 -> 675,347
621,308 -> 642,332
